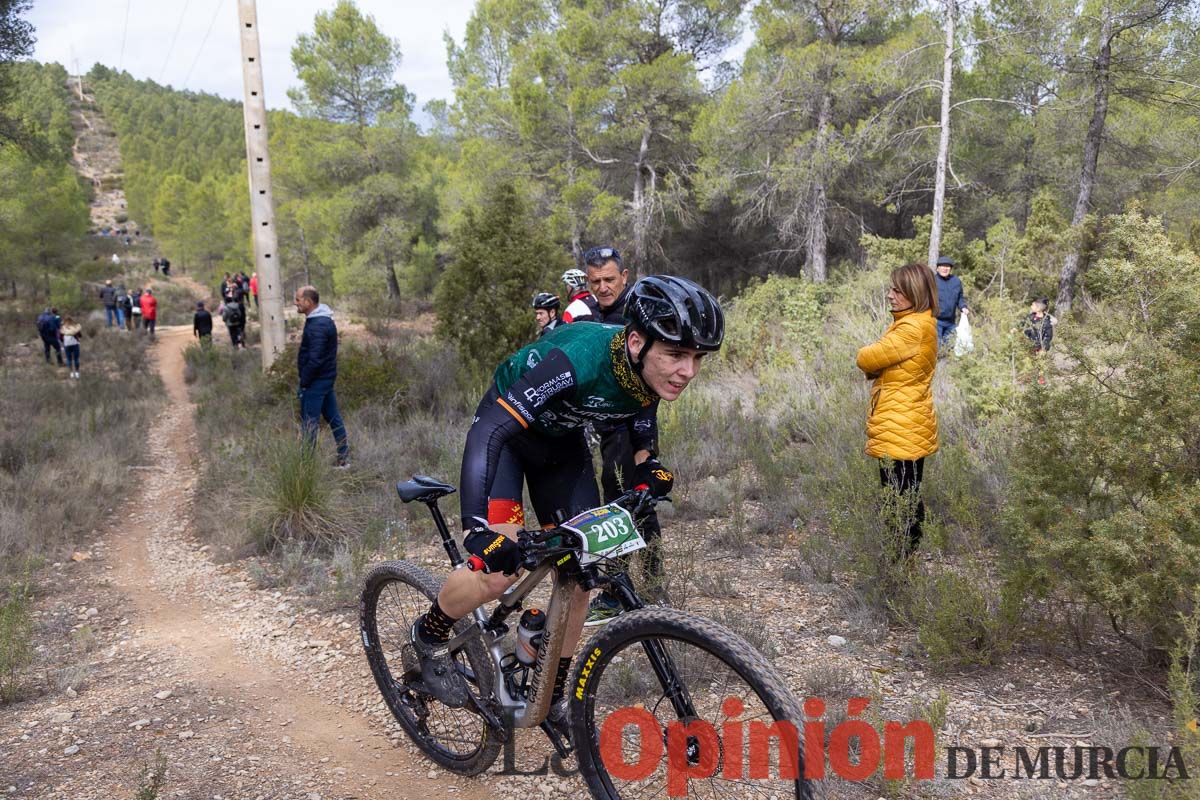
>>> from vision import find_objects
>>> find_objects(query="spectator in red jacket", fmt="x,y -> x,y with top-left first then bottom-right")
140,288 -> 158,336
249,272 -> 259,309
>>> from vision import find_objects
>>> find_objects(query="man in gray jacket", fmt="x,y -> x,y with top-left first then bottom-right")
99,280 -> 122,328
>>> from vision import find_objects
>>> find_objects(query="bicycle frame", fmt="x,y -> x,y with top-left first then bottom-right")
421,496 -> 582,730
417,490 -> 698,736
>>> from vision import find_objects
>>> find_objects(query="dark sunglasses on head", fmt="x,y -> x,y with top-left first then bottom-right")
583,246 -> 621,266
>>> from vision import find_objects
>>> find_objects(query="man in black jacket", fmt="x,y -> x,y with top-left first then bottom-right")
574,246 -> 666,624
294,285 -> 350,467
193,301 -> 213,347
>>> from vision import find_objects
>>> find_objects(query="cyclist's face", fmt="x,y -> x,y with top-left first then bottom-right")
631,334 -> 706,401
535,309 -> 552,328
586,261 -> 628,308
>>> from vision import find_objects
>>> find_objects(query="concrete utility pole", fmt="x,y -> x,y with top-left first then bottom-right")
237,0 -> 286,370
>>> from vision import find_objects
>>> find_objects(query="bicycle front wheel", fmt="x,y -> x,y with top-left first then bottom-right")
360,560 -> 503,775
571,607 -> 811,800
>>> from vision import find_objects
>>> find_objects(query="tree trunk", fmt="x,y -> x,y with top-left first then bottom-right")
804,92 -> 832,282
385,257 -> 401,301
631,128 -> 652,267
1017,91 -> 1039,232
1057,13 -> 1113,313
927,0 -> 956,268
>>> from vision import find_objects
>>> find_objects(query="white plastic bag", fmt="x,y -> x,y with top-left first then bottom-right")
954,314 -> 974,357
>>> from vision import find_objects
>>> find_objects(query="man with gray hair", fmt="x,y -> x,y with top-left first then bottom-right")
294,285 -> 350,468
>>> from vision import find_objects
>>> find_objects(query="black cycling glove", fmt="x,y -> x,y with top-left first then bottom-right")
633,458 -> 674,497
464,528 -> 523,575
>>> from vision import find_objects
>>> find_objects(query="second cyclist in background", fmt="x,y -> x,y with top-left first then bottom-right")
532,292 -> 561,337
561,268 -> 593,323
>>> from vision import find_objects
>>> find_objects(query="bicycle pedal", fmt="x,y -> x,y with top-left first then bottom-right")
540,720 -> 573,759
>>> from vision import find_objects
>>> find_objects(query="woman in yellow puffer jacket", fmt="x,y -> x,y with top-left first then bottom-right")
856,262 -> 940,556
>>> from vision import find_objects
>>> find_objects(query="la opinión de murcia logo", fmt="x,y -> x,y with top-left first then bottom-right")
498,698 -> 1190,792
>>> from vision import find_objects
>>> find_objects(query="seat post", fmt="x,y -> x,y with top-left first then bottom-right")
427,500 -> 464,567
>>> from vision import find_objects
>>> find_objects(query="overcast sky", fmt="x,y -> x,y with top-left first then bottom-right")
26,0 -> 481,119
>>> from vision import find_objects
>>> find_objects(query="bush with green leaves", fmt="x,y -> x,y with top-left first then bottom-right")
721,274 -> 822,371
1006,208 -> 1200,659
434,181 -> 569,376
0,579 -> 32,703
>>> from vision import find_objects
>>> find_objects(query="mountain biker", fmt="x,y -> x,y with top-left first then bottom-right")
410,276 -> 724,728
560,268 -> 593,323
532,292 -> 561,337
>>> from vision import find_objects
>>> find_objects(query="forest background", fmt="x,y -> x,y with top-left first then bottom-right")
3,0 -> 1200,786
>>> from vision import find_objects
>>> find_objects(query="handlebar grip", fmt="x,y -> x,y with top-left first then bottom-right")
466,555 -> 485,572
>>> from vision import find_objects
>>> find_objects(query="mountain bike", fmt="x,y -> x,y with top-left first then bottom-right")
360,475 -> 813,799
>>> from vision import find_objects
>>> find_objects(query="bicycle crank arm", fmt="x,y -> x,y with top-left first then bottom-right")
540,721 -> 573,759
466,694 -> 510,743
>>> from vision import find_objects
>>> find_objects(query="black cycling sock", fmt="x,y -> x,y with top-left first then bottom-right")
419,600 -> 458,644
551,657 -> 572,703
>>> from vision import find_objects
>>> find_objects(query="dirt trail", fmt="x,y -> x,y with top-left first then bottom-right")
0,327 -> 497,798
98,325 -> 492,798
67,79 -> 130,232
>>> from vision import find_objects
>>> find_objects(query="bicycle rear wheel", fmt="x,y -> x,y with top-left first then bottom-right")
571,607 -> 812,800
360,560 -> 503,775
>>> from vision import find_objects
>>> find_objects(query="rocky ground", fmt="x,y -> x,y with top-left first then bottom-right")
0,321 -> 1176,799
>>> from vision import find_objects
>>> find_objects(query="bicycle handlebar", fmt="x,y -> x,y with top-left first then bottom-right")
464,487 -> 666,573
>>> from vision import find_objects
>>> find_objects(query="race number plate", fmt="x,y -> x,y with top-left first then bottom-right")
563,504 -> 646,565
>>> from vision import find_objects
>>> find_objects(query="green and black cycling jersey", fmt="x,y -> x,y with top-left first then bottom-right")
460,322 -> 659,529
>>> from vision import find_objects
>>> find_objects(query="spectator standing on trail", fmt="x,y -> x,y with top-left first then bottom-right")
532,292 -> 561,337
575,247 -> 666,625
140,288 -> 157,336
130,288 -> 143,329
118,285 -> 133,331
856,262 -> 940,559
193,301 -> 213,347
160,258 -> 171,277
36,307 -> 64,366
221,297 -> 245,348
152,258 -> 161,273
223,274 -> 245,313
61,316 -> 83,379
239,273 -> 252,307
249,272 -> 259,309
295,285 -> 349,468
933,256 -> 968,344
99,279 -> 122,328
561,268 -> 593,323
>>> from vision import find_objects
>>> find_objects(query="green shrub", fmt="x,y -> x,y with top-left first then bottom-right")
903,567 -> 1020,670
248,436 -> 345,550
0,580 -> 33,703
434,181 -> 569,377
1006,208 -> 1200,659
134,750 -> 168,800
721,274 -> 822,371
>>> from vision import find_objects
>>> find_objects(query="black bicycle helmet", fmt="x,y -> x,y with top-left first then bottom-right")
626,276 -> 724,352
531,292 -> 561,310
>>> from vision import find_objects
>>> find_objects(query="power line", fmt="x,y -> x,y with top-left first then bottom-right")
181,0 -> 227,88
158,0 -> 193,84
118,0 -> 132,72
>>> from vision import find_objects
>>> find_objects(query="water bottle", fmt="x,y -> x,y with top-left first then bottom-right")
515,608 -> 546,666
